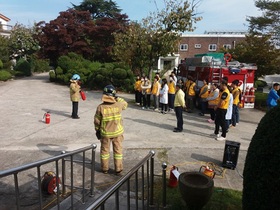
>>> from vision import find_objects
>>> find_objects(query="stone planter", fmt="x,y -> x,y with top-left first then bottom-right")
179,172 -> 214,210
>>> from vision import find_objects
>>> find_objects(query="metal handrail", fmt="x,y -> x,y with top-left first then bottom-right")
0,144 -> 97,210
86,150 -> 155,210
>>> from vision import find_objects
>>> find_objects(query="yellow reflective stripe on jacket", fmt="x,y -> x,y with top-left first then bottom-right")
114,154 -> 123,160
101,114 -> 124,137
101,154 -> 110,160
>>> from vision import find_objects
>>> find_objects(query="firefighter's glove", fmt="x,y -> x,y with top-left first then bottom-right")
96,130 -> 101,140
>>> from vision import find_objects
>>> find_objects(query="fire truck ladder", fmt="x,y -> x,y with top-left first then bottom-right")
211,67 -> 222,84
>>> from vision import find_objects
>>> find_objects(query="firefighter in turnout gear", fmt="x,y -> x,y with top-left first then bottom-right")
94,85 -> 128,175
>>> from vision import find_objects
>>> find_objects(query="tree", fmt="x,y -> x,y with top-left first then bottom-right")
113,0 -> 202,77
88,13 -> 129,62
35,9 -> 95,66
73,0 -> 129,62
229,34 -> 280,79
9,23 -> 39,60
0,35 -> 10,67
247,0 -> 280,46
72,0 -> 121,19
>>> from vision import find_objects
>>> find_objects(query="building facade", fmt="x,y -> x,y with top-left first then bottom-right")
0,13 -> 12,37
158,31 -> 246,71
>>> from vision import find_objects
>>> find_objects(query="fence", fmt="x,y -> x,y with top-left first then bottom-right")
0,144 -> 97,210
0,146 -> 158,210
86,150 -> 155,210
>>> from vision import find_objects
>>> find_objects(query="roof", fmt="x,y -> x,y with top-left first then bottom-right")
0,13 -> 11,22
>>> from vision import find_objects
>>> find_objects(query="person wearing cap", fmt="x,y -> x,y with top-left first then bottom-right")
173,83 -> 186,132
267,83 -> 280,110
94,85 -> 128,175
70,74 -> 81,119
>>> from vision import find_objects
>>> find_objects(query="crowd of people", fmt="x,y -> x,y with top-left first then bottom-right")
134,72 -> 242,141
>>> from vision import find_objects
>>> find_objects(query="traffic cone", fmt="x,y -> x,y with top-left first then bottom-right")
168,165 -> 180,188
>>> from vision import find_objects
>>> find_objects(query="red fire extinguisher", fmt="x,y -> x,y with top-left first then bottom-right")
168,165 -> 179,188
43,112 -> 50,124
80,90 -> 86,101
245,86 -> 250,95
249,87 -> 255,96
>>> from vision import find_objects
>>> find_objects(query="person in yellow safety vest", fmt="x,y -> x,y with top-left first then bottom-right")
168,75 -> 176,111
206,83 -> 220,123
151,76 -> 161,111
186,77 -> 196,113
173,83 -> 186,132
94,85 -> 128,175
231,80 -> 241,127
134,76 -> 142,106
141,76 -> 152,109
211,81 -> 230,141
184,76 -> 191,97
198,79 -> 209,116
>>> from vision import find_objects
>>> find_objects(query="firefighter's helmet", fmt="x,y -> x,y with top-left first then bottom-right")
71,74 -> 80,80
103,85 -> 116,97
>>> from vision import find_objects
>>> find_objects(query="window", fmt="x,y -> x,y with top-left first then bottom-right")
208,44 -> 217,51
194,44 -> 201,49
180,44 -> 188,51
223,44 -> 231,50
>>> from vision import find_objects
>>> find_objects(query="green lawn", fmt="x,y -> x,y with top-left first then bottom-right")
154,183 -> 242,210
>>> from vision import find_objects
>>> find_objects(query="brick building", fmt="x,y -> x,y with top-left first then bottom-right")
158,31 -> 246,71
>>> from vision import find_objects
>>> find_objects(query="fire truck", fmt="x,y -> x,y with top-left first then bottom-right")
177,53 -> 257,108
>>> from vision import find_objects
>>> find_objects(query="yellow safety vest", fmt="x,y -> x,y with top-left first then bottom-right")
232,88 -> 240,105
134,81 -> 142,91
188,82 -> 196,96
168,82 -> 176,94
208,90 -> 220,105
218,88 -> 230,109
152,81 -> 160,95
200,84 -> 209,99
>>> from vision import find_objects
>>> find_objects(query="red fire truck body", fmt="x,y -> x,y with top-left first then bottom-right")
177,53 -> 257,108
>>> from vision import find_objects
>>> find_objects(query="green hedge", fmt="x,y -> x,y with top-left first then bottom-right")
31,58 -> 50,73
243,105 -> 280,209
0,60 -> 3,69
254,92 -> 268,110
14,58 -> 31,76
0,70 -> 12,81
50,53 -> 134,92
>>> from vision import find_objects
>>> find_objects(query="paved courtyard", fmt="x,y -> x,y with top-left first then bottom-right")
0,73 -> 265,208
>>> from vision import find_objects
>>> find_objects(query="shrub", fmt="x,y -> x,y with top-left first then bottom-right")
31,58 -> 50,73
55,67 -> 63,75
113,68 -> 127,79
49,70 -> 56,82
57,53 -> 85,74
14,59 -> 31,76
254,92 -> 268,110
0,60 -> 3,69
0,70 -> 12,81
254,80 -> 267,88
243,105 -> 280,209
